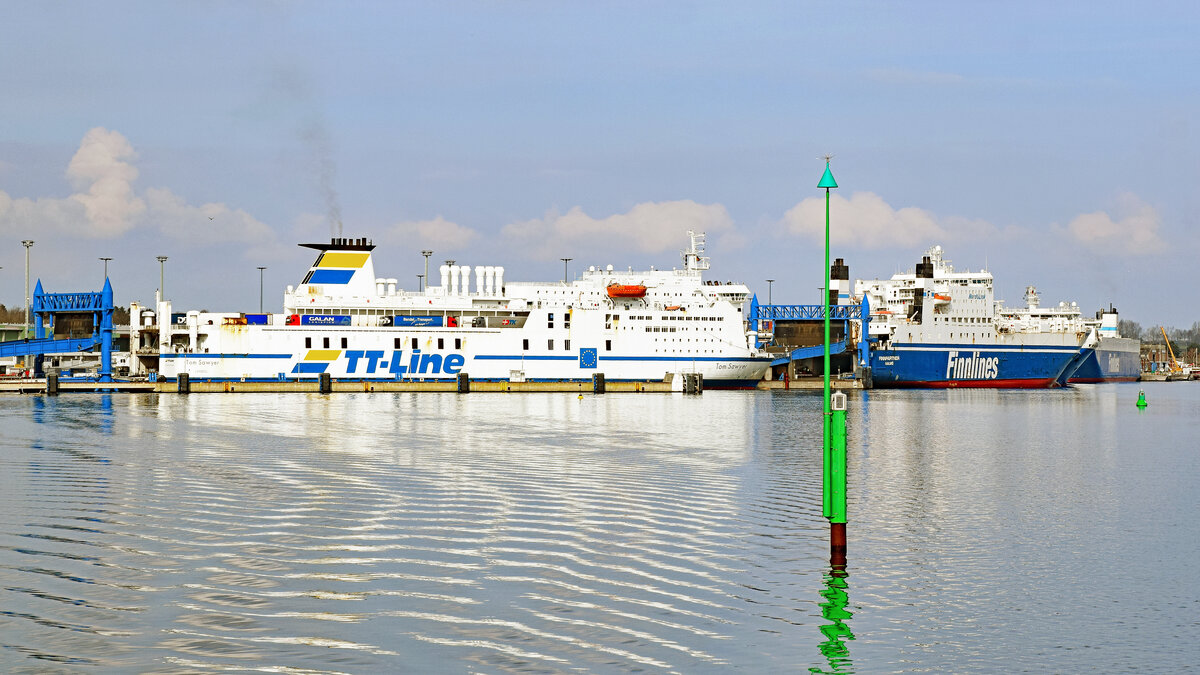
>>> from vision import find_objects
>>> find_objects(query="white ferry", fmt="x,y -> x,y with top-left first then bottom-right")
135,232 -> 773,387
858,246 -> 1097,388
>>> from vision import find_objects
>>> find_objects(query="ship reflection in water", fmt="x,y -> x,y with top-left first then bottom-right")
1,384 -> 1197,672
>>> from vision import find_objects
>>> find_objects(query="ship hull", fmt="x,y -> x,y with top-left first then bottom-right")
1067,336 -> 1141,383
157,325 -> 772,387
871,343 -> 1085,389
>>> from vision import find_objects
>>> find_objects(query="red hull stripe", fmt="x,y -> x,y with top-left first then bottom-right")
1067,377 -> 1140,383
883,378 -> 1057,389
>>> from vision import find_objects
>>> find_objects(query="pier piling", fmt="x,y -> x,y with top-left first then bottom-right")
319,373 -> 332,394
593,373 -> 605,394
46,373 -> 58,395
457,372 -> 470,393
178,373 -> 190,394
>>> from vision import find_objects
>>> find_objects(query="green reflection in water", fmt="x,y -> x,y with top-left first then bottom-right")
809,567 -> 855,674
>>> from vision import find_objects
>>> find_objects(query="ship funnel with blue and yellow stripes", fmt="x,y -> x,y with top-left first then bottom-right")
297,237 -> 379,297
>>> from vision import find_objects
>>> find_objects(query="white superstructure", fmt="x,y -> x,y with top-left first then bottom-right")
857,246 -> 1091,346
140,232 -> 772,387
855,245 -> 1096,388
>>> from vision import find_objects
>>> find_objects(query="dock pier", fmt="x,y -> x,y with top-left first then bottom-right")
0,376 -> 676,395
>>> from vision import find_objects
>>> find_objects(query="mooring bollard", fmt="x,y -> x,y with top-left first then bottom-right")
593,372 -> 605,394
178,372 -> 190,394
46,372 -> 59,396
457,372 -> 470,393
319,372 -> 332,394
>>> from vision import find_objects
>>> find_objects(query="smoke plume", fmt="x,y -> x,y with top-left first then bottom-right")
299,119 -> 342,237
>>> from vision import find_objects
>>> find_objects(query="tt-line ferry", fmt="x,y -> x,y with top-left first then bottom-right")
857,246 -> 1097,388
143,232 -> 773,388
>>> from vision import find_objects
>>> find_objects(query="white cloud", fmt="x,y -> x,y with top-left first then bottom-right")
145,187 -> 274,244
782,191 -> 994,248
384,215 -> 478,250
0,190 -> 88,233
502,200 -> 734,260
1062,192 -> 1166,255
65,127 -> 146,236
0,127 -> 274,248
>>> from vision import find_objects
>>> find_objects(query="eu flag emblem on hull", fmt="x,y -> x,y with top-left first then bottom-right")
579,348 -> 598,369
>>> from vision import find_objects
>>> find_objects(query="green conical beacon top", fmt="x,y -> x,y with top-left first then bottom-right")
818,160 -> 838,189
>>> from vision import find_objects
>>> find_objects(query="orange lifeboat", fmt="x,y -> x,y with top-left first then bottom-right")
607,283 -> 647,298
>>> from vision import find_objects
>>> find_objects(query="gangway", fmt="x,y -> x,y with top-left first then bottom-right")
748,295 -> 871,368
0,278 -> 115,381
0,336 -> 100,358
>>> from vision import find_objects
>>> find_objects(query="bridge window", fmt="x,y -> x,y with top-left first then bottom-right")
547,339 -> 554,350
341,337 -> 348,348
323,337 -> 330,349
305,337 -> 312,349
547,313 -> 554,329
412,338 -> 418,349
565,339 -> 571,350
523,339 -> 529,350
455,338 -> 461,349
394,338 -> 401,349
605,340 -> 611,351
438,338 -> 444,350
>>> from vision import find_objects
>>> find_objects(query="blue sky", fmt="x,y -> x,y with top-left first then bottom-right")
1,1 -> 1196,327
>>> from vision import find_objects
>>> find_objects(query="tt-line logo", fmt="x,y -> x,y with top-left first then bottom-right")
946,351 -> 999,380
344,350 -> 466,376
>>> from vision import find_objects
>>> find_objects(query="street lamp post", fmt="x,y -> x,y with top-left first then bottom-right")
767,279 -> 775,306
421,250 -> 433,291
156,256 -> 168,302
561,258 -> 572,284
100,257 -> 112,280
257,266 -> 267,313
22,240 -> 33,340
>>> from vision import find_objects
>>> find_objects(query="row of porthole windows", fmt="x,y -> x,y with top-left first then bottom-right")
520,339 -> 614,351
303,336 -> 464,350
624,315 -> 723,322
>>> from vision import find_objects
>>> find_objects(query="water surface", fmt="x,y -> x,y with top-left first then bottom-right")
1,384 -> 1196,672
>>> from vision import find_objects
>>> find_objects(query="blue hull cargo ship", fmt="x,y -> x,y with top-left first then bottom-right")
858,247 -> 1096,388
1069,306 -> 1141,383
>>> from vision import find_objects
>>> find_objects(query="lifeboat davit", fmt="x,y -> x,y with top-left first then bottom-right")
607,284 -> 647,298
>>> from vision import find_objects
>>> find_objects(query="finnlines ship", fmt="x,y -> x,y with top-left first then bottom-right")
143,232 -> 772,387
858,246 -> 1097,388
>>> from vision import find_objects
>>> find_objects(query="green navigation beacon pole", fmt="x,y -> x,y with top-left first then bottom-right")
817,157 -> 848,566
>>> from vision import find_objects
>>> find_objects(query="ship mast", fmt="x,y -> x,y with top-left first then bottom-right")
682,230 -> 710,271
